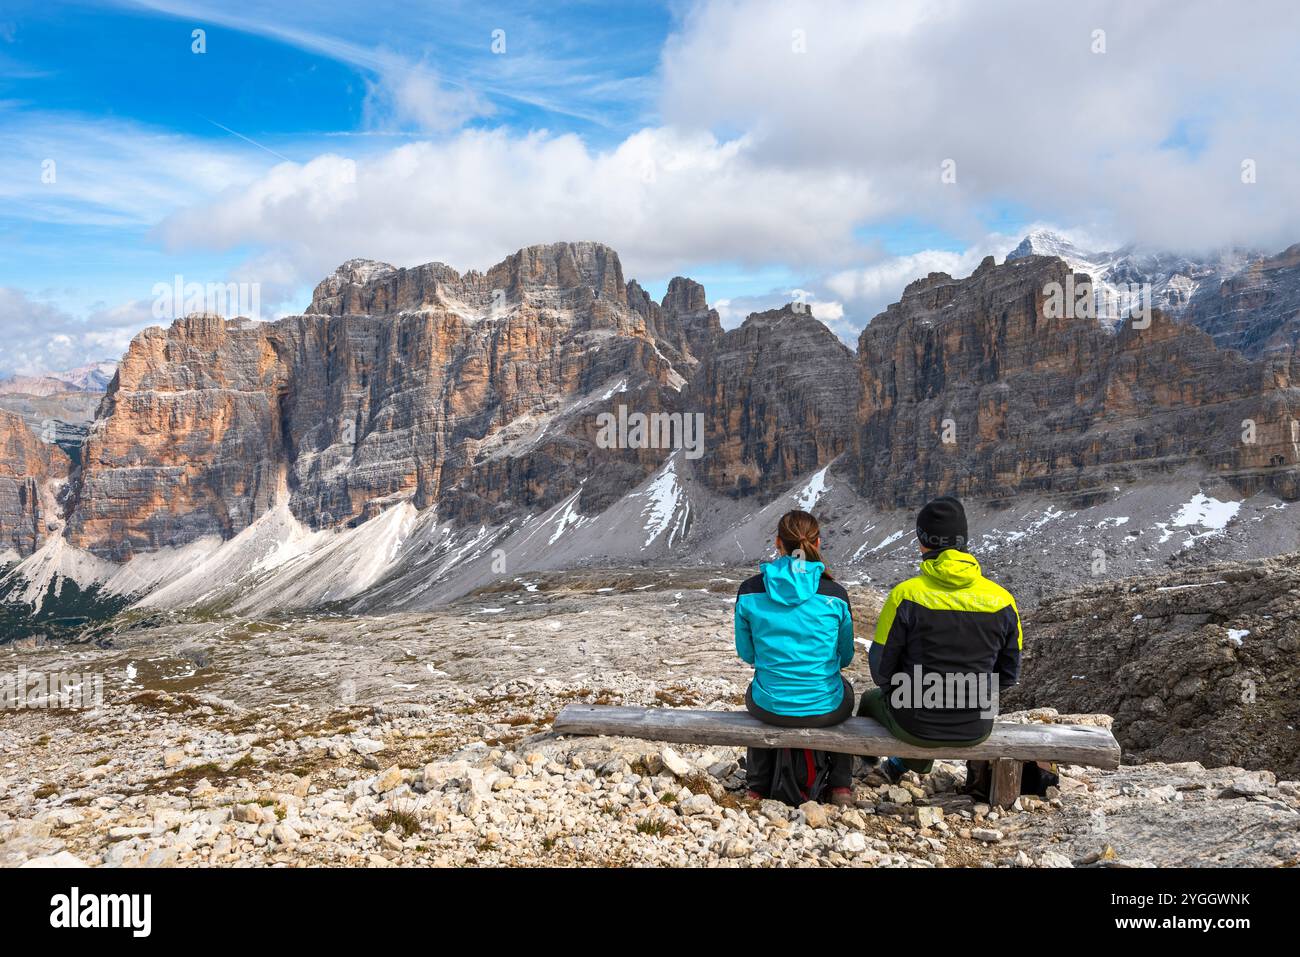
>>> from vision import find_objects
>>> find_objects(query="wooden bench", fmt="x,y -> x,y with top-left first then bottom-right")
553,704 -> 1121,808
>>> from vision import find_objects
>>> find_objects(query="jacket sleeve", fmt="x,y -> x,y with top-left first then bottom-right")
994,599 -> 1023,690
837,596 -> 855,668
734,596 -> 755,665
868,643 -> 886,687
871,588 -> 909,687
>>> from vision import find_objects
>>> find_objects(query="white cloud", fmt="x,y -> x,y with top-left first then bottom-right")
711,239 -> 1014,344
823,239 -> 1019,321
660,0 -> 1300,252
810,300 -> 843,323
13,0 -> 1300,373
158,126 -> 885,309
362,52 -> 494,133
0,288 -> 152,378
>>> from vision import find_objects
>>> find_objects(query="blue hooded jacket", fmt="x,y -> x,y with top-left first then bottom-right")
734,556 -> 855,716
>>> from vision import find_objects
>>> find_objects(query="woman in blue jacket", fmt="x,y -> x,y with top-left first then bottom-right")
734,509 -> 856,806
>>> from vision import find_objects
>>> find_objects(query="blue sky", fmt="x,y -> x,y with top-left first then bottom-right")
1,1 -> 675,316
2,0 -> 1299,376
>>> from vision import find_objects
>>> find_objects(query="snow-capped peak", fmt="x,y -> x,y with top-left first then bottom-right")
1007,228 -> 1101,264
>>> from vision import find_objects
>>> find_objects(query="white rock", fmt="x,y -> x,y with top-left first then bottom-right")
20,851 -> 88,868
661,748 -> 694,778
837,832 -> 867,854
679,793 -> 714,816
799,801 -> 829,829
108,826 -> 152,839
46,808 -> 84,828
914,806 -> 944,828
423,759 -> 470,790
375,766 -> 404,794
1037,850 -> 1073,868
720,838 -> 751,859
232,803 -> 262,823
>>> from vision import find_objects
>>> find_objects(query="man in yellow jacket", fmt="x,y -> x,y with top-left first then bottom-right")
859,496 -> 1023,783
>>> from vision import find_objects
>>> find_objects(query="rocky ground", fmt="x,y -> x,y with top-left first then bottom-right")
1010,552 -> 1300,778
2,572 -> 1298,868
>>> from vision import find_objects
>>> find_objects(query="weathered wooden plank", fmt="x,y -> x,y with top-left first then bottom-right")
553,705 -> 1121,769
989,758 -> 1024,808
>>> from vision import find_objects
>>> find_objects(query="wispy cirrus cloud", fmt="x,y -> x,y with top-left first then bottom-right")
115,0 -> 663,132
0,108 -> 264,228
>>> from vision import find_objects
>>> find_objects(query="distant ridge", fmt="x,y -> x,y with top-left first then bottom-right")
0,361 -> 117,396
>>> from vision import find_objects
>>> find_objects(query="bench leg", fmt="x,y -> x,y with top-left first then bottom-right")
988,758 -> 1022,809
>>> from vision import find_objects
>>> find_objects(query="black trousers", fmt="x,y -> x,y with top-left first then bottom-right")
744,676 -> 855,794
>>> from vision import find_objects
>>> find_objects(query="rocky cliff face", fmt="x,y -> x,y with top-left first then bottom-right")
10,236 -> 1300,610
61,243 -> 722,561
691,305 -> 858,496
1186,244 -> 1300,364
63,313 -> 292,561
853,254 -> 1300,507
0,411 -> 64,558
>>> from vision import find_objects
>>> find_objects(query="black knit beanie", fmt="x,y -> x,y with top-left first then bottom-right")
916,496 -> 968,551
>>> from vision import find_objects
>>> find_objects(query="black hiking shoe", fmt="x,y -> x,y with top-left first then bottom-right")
869,757 -> 907,786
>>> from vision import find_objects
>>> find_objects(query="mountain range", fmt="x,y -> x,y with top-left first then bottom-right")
0,361 -> 117,397
4,232 -> 1300,637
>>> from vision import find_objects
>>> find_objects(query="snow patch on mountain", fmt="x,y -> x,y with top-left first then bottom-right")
1155,493 -> 1242,547
131,501 -> 423,613
794,466 -> 830,511
634,453 -> 690,548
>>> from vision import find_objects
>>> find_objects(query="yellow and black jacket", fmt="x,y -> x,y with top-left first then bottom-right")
871,549 -> 1022,741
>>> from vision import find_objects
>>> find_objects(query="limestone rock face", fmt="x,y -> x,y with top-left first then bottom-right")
691,305 -> 858,496
1186,243 -> 1300,365
852,255 -> 1300,507
64,313 -> 291,560
626,275 -> 723,368
0,411 -> 64,556
21,240 -> 1300,574
62,243 -> 716,561
663,276 -> 725,364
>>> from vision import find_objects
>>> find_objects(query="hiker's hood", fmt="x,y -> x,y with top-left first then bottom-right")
760,555 -> 824,605
919,549 -> 982,588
